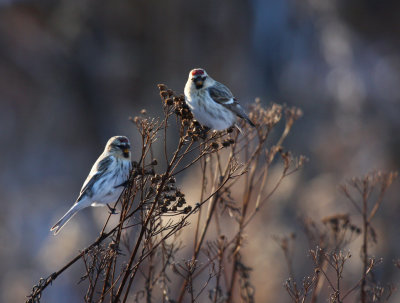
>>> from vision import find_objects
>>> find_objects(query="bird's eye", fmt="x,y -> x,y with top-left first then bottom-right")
115,143 -> 129,149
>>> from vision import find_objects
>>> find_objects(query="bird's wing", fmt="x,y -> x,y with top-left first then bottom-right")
76,155 -> 114,202
208,83 -> 255,127
208,82 -> 235,104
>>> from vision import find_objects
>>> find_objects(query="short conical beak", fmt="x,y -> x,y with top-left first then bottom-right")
193,76 -> 205,88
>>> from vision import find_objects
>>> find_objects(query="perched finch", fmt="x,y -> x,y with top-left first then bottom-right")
184,68 -> 255,131
50,136 -> 132,235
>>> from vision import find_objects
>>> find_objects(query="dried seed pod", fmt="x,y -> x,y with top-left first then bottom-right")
222,140 -> 230,147
183,206 -> 192,214
211,142 -> 219,149
160,91 -> 168,98
167,89 -> 174,96
158,84 -> 167,91
193,120 -> 201,127
151,159 -> 158,166
165,98 -> 173,106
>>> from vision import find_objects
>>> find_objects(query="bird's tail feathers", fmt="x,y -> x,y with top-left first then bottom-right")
50,202 -> 86,235
246,117 -> 256,127
236,106 -> 255,128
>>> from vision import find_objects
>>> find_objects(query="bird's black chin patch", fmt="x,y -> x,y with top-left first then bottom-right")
193,76 -> 205,89
123,151 -> 130,158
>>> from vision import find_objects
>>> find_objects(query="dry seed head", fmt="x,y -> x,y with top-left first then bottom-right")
183,206 -> 192,214
167,194 -> 176,201
157,84 -> 167,91
211,142 -> 219,149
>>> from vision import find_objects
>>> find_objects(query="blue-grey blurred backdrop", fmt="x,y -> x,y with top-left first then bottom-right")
0,1 -> 399,302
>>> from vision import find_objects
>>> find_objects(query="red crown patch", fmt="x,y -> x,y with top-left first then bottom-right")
191,69 -> 204,76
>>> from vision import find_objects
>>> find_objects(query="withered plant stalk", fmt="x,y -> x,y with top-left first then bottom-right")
27,85 -> 303,303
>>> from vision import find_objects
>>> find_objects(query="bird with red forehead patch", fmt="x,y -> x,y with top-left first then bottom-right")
184,68 -> 255,131
50,136 -> 132,235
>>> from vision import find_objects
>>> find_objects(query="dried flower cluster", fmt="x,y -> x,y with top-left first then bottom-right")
26,83 -> 309,303
26,82 -> 398,303
280,171 -> 397,303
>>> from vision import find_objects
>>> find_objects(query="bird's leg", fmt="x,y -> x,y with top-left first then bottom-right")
107,204 -> 118,214
198,125 -> 210,139
234,123 -> 243,134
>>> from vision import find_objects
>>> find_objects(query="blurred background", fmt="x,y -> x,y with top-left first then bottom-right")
1,0 -> 399,302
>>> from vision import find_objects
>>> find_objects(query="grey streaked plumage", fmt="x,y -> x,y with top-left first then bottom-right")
50,136 -> 132,235
208,84 -> 255,127
184,68 -> 255,130
77,156 -> 113,201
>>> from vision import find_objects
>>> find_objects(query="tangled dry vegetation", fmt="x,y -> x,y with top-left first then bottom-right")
279,171 -> 398,303
27,85 -> 397,303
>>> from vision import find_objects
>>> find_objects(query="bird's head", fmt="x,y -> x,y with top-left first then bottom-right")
188,68 -> 210,89
106,136 -> 131,159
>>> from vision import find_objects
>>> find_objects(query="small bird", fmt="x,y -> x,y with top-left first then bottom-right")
184,68 -> 255,131
50,136 -> 132,235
